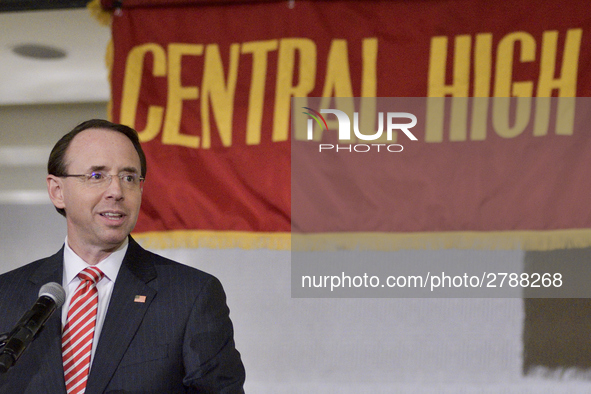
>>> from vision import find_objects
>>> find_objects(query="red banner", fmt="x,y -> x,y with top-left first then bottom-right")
102,0 -> 591,250
291,97 -> 591,251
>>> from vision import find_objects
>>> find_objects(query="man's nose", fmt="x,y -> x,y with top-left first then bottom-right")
104,175 -> 124,199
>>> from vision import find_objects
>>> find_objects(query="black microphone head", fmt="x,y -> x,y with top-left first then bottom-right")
38,282 -> 66,308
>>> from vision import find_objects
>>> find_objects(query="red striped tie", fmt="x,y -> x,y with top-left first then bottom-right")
62,267 -> 104,394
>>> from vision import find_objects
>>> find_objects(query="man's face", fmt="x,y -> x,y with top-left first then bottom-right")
50,128 -> 143,253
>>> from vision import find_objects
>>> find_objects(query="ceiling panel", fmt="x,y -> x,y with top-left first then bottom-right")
0,8 -> 111,105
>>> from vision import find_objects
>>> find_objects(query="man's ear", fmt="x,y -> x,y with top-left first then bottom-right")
46,175 -> 65,210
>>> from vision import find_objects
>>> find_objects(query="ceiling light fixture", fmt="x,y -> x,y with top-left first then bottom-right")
12,44 -> 67,60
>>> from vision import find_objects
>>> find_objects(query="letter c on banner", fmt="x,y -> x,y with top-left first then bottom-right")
120,43 -> 167,142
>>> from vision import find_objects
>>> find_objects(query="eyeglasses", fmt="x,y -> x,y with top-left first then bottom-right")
61,171 -> 145,190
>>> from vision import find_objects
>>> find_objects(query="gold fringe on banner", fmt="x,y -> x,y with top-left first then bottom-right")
292,229 -> 591,252
87,0 -> 114,120
105,38 -> 114,121
87,0 -> 112,26
132,230 -> 292,250
132,229 -> 591,252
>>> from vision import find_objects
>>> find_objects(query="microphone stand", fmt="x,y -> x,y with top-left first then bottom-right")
0,327 -> 48,373
0,332 -> 10,373
0,332 -> 7,348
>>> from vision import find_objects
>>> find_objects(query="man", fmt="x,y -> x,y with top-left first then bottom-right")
0,119 -> 245,393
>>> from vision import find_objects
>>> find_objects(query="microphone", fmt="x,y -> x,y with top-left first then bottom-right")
0,282 -> 66,373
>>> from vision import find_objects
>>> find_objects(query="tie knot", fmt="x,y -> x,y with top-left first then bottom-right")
78,266 -> 104,285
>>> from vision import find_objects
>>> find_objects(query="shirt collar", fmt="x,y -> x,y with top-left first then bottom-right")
63,237 -> 128,286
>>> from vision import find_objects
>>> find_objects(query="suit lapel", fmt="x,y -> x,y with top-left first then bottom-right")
28,248 -> 68,394
85,237 -> 157,394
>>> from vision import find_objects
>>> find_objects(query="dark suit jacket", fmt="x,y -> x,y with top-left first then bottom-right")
0,237 -> 245,393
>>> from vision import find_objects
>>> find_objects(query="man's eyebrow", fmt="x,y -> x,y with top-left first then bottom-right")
121,167 -> 139,174
87,166 -> 139,174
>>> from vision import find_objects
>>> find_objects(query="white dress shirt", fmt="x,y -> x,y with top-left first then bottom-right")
61,237 -> 127,368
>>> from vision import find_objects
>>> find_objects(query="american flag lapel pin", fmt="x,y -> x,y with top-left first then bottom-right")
134,295 -> 147,303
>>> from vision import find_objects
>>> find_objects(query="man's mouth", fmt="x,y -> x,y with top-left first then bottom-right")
100,212 -> 125,220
